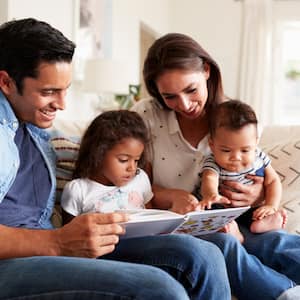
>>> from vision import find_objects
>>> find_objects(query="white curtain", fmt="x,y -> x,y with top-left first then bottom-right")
238,0 -> 273,126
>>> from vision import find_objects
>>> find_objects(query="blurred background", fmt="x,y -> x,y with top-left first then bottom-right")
1,0 -> 299,125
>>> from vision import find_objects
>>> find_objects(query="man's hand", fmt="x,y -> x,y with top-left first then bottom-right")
55,212 -> 128,258
220,175 -> 264,207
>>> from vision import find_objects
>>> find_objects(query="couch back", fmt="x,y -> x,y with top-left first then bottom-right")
50,119 -> 300,235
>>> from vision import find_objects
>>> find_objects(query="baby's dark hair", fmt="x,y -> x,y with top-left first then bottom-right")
73,110 -> 149,179
209,100 -> 258,138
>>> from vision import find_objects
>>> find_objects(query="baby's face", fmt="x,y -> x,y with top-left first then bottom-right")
209,124 -> 258,172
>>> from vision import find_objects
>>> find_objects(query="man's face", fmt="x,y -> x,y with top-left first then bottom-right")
7,62 -> 72,128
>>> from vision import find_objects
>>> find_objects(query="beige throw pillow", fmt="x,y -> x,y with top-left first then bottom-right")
262,139 -> 300,234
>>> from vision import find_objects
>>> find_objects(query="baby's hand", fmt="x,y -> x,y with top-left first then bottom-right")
198,194 -> 230,210
252,205 -> 277,220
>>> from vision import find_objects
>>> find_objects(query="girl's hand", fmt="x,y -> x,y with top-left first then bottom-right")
168,190 -> 200,214
151,185 -> 199,214
220,175 -> 264,207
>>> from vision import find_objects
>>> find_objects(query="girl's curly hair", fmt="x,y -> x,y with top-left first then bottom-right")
73,110 -> 149,179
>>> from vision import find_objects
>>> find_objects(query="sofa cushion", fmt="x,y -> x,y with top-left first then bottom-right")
50,130 -> 81,228
50,119 -> 88,202
50,120 -> 300,234
50,130 -> 81,202
261,139 -> 300,234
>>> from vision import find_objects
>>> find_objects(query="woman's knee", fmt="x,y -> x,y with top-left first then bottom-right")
201,232 -> 241,252
167,234 -> 223,258
169,234 -> 227,271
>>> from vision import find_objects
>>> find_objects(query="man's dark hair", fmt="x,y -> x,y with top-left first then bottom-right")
0,18 -> 75,93
209,99 -> 258,137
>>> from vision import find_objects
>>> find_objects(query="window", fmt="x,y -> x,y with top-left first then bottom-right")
274,22 -> 300,125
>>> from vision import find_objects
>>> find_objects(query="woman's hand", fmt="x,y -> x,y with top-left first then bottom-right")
55,212 -> 128,258
220,175 -> 264,207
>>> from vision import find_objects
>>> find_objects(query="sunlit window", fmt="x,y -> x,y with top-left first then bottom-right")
276,22 -> 300,125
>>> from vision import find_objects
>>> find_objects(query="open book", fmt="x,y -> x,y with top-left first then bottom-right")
119,206 -> 250,239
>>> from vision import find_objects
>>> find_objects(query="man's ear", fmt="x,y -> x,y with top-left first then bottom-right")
0,70 -> 14,94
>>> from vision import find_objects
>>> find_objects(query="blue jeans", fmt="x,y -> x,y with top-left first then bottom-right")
104,234 -> 231,300
202,232 -> 296,300
0,234 -> 230,300
240,227 -> 300,285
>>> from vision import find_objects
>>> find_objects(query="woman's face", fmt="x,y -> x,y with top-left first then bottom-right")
156,68 -> 210,119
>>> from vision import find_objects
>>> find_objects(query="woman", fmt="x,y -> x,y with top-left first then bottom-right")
132,33 -> 300,300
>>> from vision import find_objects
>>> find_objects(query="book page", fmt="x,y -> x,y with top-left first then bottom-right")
121,209 -> 182,222
118,207 -> 250,239
119,209 -> 185,239
174,206 -> 250,236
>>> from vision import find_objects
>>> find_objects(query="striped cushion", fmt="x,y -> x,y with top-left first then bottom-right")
51,132 -> 81,203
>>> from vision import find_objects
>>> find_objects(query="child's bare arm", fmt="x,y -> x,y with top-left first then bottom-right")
199,169 -> 230,209
201,169 -> 220,199
262,164 -> 282,208
252,164 -> 282,220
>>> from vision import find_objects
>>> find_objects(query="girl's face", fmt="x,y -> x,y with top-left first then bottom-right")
156,68 -> 210,120
209,124 -> 258,172
95,137 -> 145,187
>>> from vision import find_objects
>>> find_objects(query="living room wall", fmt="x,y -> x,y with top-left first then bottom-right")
170,0 -> 242,100
1,0 -> 299,121
0,0 -> 173,119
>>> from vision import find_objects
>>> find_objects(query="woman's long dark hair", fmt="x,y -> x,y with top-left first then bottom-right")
143,33 -> 225,117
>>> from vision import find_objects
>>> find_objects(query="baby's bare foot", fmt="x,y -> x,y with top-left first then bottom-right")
280,208 -> 288,227
250,209 -> 287,234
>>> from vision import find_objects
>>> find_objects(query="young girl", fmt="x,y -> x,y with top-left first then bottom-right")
198,100 -> 287,237
61,110 -> 153,224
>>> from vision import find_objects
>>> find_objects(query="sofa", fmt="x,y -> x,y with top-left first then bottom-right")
50,119 -> 300,235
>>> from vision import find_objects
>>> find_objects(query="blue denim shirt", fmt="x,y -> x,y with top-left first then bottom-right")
0,91 -> 56,229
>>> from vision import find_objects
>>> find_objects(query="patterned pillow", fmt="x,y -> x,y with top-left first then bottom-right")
262,139 -> 300,234
50,131 -> 81,203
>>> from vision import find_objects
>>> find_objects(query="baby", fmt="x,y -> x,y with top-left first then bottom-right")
199,100 -> 287,237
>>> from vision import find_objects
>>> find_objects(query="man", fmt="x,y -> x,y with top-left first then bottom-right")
0,18 -> 231,299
